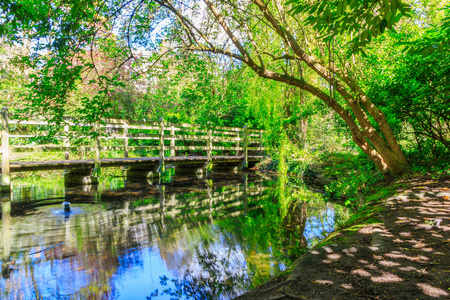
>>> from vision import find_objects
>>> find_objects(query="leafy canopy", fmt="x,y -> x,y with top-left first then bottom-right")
287,0 -> 412,55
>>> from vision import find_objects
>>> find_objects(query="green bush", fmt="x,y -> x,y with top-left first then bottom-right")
322,153 -> 384,210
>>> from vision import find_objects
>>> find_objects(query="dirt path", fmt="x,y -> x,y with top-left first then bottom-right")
236,179 -> 450,300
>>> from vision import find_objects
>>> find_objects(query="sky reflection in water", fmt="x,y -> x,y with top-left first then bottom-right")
0,172 -> 340,299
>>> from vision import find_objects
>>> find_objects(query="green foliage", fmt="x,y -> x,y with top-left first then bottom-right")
287,0 -> 412,54
0,0 -> 99,45
365,36 -> 450,158
19,57 -> 83,121
404,5 -> 450,55
321,152 -> 384,210
410,159 -> 450,180
119,53 -> 258,128
1,0 -> 135,133
287,160 -> 308,175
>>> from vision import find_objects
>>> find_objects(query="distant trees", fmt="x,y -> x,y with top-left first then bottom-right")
0,37 -> 32,107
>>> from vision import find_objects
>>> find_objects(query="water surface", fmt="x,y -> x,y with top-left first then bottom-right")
0,171 -> 345,299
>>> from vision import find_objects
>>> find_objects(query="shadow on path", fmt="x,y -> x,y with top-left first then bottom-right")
236,179 -> 450,300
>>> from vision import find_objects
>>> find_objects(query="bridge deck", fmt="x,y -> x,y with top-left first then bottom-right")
9,155 -> 266,172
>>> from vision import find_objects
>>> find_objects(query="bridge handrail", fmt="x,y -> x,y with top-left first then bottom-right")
9,117 -> 263,133
0,107 -> 266,179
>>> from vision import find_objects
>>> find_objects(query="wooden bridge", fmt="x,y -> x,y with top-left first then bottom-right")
0,107 -> 266,190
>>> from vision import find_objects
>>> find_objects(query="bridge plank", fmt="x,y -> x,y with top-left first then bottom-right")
5,144 -> 258,154
8,155 -> 266,172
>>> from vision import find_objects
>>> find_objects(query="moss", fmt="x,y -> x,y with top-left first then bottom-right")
364,183 -> 407,203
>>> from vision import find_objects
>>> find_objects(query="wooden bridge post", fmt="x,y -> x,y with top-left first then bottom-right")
158,118 -> 165,173
123,121 -> 129,158
206,124 -> 213,172
170,125 -> 175,157
260,129 -> 263,155
235,128 -> 240,156
241,125 -> 248,169
64,124 -> 70,160
92,123 -> 101,178
1,107 -> 11,191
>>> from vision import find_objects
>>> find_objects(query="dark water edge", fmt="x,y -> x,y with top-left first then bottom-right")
0,170 -> 347,299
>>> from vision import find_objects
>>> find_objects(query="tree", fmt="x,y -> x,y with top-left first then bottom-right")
2,0 -> 416,178
147,0 -> 410,178
1,0 -> 120,127
361,2 -> 450,157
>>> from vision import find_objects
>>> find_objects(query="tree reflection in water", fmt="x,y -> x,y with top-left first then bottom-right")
0,172 -> 346,299
146,177 -> 346,299
148,251 -> 249,300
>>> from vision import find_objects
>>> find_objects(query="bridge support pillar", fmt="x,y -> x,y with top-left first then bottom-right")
247,160 -> 258,169
64,168 -> 99,186
175,165 -> 204,175
126,168 -> 155,180
212,162 -> 240,173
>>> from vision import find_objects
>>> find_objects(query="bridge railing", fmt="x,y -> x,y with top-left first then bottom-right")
0,107 -> 265,181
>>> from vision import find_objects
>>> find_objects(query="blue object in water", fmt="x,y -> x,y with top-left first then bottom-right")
62,201 -> 71,213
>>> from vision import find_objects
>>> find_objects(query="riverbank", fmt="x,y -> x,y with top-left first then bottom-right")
236,177 -> 450,299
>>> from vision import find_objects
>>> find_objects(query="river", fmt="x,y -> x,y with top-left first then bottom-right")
0,170 -> 346,299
